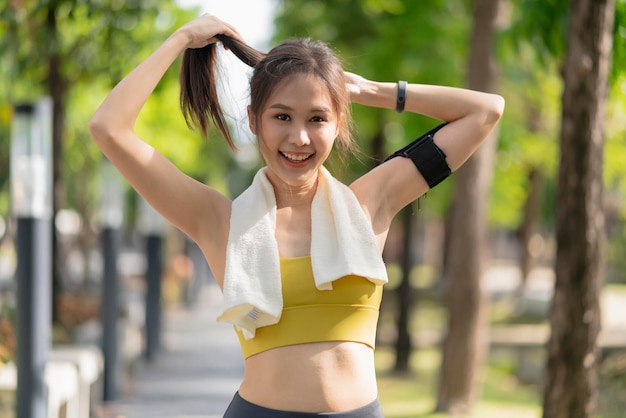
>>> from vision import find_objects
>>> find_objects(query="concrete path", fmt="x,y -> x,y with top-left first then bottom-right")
103,283 -> 244,418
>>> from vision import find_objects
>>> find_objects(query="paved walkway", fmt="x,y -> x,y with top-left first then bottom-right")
103,282 -> 244,418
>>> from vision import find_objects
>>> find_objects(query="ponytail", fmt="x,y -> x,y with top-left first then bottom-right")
179,36 -> 265,150
180,35 -> 356,159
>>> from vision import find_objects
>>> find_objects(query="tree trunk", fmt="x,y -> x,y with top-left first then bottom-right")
435,0 -> 500,413
46,2 -> 67,324
542,0 -> 614,417
519,167 -> 543,287
517,101 -> 544,287
394,204 -> 415,373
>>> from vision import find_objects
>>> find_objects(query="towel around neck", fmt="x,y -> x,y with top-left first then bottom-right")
217,166 -> 388,339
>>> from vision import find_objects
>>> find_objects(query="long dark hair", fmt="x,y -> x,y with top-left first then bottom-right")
179,34 -> 354,156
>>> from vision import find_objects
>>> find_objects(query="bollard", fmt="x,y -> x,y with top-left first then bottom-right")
11,99 -> 53,418
138,198 -> 165,362
144,234 -> 163,361
15,217 -> 51,418
100,226 -> 121,401
98,159 -> 124,401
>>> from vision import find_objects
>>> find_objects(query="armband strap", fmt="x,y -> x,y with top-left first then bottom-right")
384,123 -> 451,189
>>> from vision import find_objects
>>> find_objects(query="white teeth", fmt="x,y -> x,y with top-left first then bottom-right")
281,152 -> 311,162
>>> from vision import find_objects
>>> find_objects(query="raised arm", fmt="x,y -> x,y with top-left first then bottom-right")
88,15 -> 243,249
348,73 -> 505,235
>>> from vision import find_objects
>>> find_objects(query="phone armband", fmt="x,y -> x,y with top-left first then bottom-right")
384,123 -> 451,189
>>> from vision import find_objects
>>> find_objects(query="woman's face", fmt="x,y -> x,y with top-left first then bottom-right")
248,73 -> 339,190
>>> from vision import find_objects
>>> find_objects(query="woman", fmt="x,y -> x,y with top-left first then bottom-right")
89,13 -> 504,418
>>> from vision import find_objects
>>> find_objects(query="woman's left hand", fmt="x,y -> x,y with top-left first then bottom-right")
344,71 -> 368,101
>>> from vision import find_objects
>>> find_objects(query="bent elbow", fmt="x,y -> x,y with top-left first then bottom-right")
486,94 -> 505,125
88,113 -> 127,146
88,115 -> 110,143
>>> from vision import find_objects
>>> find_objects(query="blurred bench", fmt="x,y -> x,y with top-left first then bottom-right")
0,360 -> 79,418
50,345 -> 103,418
490,325 -> 626,383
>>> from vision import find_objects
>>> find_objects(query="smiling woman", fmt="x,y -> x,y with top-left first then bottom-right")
88,12 -> 504,417
252,73 -> 339,194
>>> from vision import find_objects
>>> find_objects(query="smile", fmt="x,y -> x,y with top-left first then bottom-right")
280,151 -> 314,162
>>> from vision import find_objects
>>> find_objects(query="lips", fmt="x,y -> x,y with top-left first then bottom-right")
280,151 -> 314,163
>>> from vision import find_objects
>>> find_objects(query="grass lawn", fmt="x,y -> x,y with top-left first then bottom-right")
375,264 -> 626,417
375,346 -> 542,418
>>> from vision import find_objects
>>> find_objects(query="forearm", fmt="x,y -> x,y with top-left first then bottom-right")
352,79 -> 503,124
90,30 -> 189,138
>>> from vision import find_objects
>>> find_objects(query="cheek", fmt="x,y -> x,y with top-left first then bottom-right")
317,134 -> 336,157
320,124 -> 339,144
257,117 -> 282,137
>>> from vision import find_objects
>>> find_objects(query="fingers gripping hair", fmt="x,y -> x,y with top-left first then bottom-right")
216,34 -> 266,68
179,35 -> 265,150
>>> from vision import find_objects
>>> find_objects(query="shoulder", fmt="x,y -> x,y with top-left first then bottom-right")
350,157 -> 429,235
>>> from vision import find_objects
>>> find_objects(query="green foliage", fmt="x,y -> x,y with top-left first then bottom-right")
1,0 -> 162,100
489,60 -> 561,228
0,1 -> 241,225
614,0 -> 626,81
510,0 -> 569,61
606,77 -> 626,195
273,0 -> 595,232
510,0 -> 625,82
1,0 -> 166,219
274,0 -> 470,215
0,106 -> 11,215
605,81 -> 626,283
492,1 -> 623,231
134,77 -> 236,196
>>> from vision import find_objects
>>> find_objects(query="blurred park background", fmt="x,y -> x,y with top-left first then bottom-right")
1,0 -> 626,417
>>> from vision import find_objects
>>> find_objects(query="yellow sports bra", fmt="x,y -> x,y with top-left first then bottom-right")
235,256 -> 383,359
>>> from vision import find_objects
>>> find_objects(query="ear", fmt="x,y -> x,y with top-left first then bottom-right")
247,106 -> 257,135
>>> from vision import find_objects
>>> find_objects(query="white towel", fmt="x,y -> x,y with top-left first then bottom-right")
217,166 -> 388,339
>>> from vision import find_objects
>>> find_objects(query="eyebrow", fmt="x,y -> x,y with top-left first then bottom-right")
268,103 -> 332,113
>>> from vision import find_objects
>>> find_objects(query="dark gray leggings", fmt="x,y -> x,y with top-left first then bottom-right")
223,392 -> 384,417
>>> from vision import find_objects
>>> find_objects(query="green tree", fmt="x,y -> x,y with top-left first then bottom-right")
506,0 -> 624,415
543,0 -> 616,416
0,1 -> 229,328
435,0 -> 502,413
2,0 -> 164,321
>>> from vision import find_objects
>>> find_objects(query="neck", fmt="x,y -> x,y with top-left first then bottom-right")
267,171 -> 319,208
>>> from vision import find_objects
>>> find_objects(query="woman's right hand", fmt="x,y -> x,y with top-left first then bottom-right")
176,14 -> 245,49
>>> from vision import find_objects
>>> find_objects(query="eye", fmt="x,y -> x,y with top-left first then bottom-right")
310,116 -> 326,123
276,114 -> 290,121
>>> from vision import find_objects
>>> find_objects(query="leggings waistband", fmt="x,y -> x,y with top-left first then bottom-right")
223,392 -> 384,417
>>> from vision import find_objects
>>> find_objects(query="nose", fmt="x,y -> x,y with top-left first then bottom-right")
288,125 -> 311,146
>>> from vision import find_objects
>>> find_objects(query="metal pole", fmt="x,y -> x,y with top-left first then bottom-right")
15,217 -> 51,418
100,226 -> 121,401
144,234 -> 163,362
98,158 -> 124,401
11,99 -> 53,418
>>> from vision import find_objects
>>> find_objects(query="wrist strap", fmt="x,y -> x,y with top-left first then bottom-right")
395,80 -> 407,113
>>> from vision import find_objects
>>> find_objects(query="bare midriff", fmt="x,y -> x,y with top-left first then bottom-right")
237,340 -> 378,412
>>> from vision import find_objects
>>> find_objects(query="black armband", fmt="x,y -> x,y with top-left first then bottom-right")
384,123 -> 451,189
